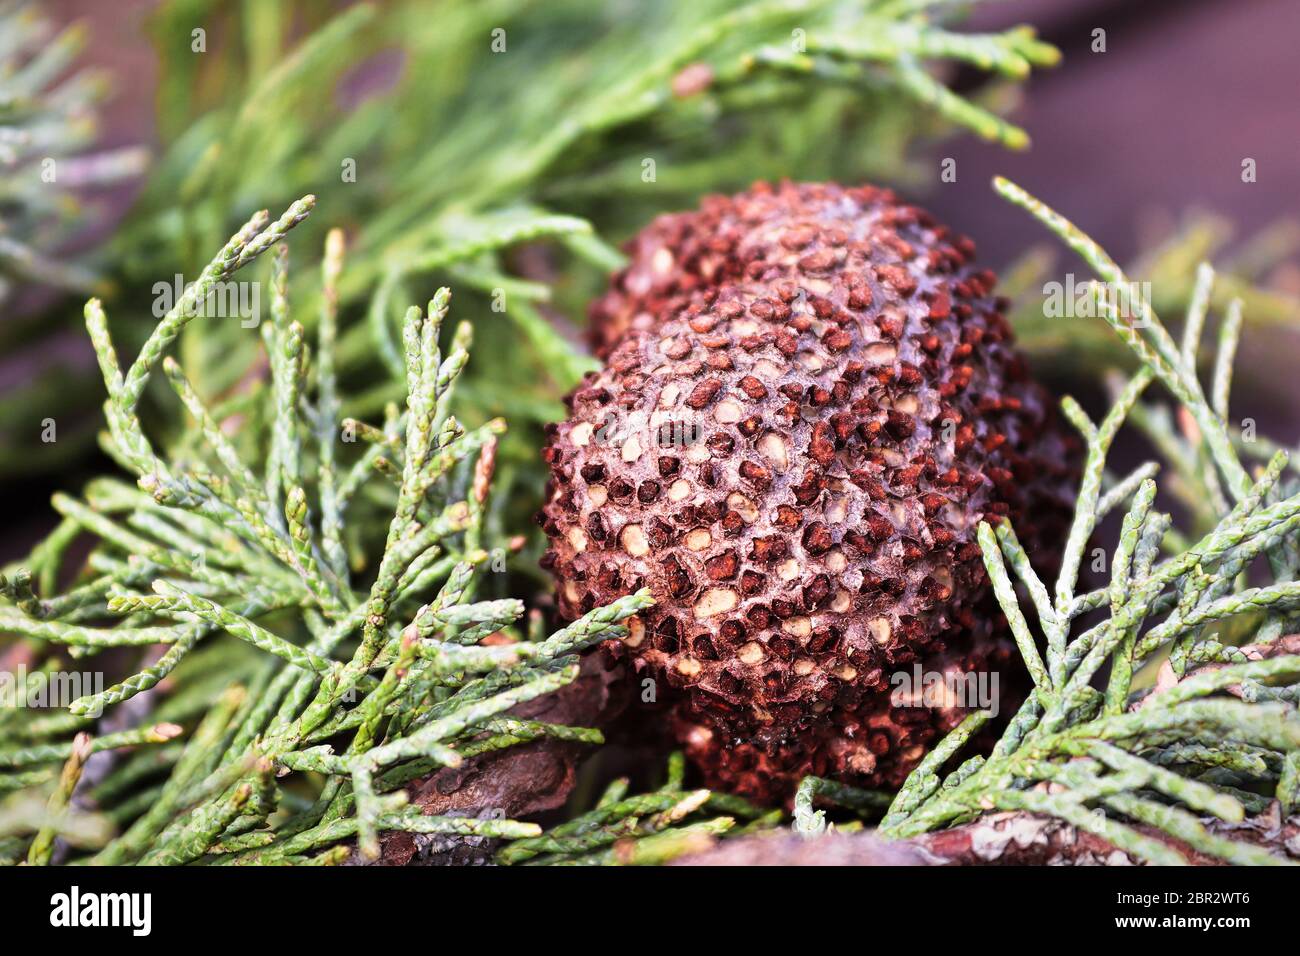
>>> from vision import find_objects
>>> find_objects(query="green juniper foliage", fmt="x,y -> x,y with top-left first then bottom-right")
4,0 -> 1058,480
0,0 -> 1071,862
2,203 -> 657,864
0,0 -> 147,473
1005,212 -> 1300,378
0,1 -> 145,302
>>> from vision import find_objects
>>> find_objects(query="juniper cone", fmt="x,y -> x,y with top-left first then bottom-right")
541,181 -> 1077,801
675,633 -> 1021,802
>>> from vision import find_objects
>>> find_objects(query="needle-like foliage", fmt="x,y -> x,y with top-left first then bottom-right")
0,203 -> 652,864
31,0 -> 1060,480
0,0 -> 147,473
0,1 -> 145,302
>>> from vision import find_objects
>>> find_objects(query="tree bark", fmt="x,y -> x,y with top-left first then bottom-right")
354,651 -> 633,865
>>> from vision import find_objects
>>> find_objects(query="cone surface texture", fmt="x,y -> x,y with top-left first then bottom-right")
541,181 -> 1075,802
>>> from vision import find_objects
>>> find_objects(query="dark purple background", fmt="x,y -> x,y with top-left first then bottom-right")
934,0 -> 1300,265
